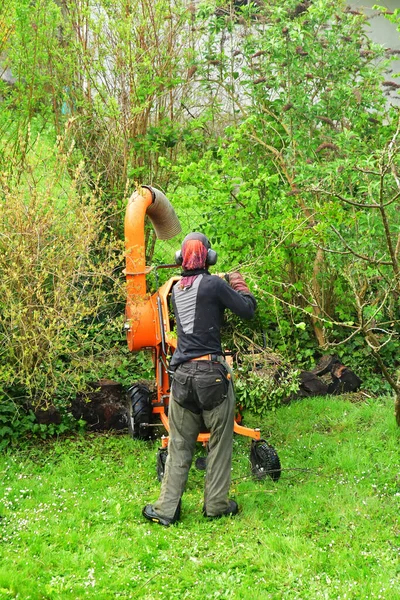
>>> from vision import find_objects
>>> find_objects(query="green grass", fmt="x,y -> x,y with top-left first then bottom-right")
1,396 -> 399,599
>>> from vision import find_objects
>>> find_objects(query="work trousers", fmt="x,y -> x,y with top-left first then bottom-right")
153,359 -> 235,518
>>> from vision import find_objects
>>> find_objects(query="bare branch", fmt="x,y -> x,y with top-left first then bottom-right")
363,286 -> 393,331
311,187 -> 381,208
314,242 -> 352,256
390,164 -> 400,190
325,327 -> 363,348
355,166 -> 380,176
380,189 -> 400,207
254,283 -> 358,331
395,232 -> 400,261
310,187 -> 400,209
330,225 -> 392,265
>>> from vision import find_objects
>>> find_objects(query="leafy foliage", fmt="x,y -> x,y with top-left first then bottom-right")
235,365 -> 300,414
1,0 -> 400,433
162,0 -> 400,407
0,130 -> 123,404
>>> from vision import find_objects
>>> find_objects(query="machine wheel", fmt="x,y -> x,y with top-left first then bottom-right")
195,456 -> 207,471
250,439 -> 281,482
195,441 -> 208,471
157,448 -> 168,481
127,383 -> 152,440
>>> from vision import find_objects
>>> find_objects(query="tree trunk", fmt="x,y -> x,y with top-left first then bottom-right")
395,393 -> 400,427
311,247 -> 326,347
369,347 -> 400,427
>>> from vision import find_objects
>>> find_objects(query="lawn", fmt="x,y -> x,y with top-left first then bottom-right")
0,395 -> 399,599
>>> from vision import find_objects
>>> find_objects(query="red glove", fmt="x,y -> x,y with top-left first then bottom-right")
226,271 -> 251,294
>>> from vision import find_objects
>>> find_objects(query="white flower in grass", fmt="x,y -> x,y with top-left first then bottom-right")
84,568 -> 96,588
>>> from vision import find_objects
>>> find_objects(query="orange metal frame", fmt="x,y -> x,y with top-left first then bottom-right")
125,188 -> 261,446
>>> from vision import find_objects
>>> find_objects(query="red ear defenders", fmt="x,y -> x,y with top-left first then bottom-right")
175,232 -> 218,266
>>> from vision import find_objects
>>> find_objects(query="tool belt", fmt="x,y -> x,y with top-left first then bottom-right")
172,357 -> 230,413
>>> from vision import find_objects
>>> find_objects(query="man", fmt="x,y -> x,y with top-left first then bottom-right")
142,232 -> 256,526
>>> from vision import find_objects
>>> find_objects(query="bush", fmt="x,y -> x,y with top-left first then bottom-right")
0,129 -> 125,412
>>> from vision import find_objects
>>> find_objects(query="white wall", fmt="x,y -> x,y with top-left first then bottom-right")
352,1 -> 400,104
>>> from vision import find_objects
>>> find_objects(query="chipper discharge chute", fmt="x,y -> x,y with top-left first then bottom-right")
124,185 -> 281,482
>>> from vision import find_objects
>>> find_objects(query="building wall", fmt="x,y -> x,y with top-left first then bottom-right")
352,1 -> 400,104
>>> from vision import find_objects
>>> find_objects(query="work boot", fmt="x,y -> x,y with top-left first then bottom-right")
142,500 -> 181,527
203,499 -> 239,519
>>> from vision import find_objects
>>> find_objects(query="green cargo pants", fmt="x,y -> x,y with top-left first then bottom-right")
153,359 -> 235,519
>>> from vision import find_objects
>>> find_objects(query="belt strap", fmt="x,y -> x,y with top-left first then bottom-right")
189,354 -> 221,362
190,354 -> 212,361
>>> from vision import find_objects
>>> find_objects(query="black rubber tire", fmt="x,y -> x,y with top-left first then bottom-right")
127,383 -> 152,440
195,456 -> 207,471
157,448 -> 168,481
250,439 -> 281,482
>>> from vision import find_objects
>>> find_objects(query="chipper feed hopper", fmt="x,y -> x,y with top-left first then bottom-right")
124,186 -> 281,481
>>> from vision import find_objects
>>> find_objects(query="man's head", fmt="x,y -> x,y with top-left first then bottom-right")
175,232 -> 217,270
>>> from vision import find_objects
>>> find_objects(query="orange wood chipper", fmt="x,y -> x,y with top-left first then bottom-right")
124,185 -> 281,481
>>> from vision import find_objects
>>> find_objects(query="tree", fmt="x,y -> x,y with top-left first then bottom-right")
309,120 -> 400,423
163,0 -> 400,417
2,0 -> 399,424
